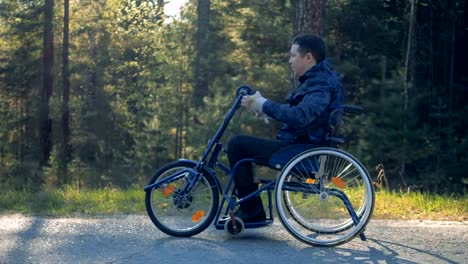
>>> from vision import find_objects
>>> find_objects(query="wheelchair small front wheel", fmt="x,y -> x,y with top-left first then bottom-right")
224,217 -> 245,236
145,160 -> 219,237
275,148 -> 374,246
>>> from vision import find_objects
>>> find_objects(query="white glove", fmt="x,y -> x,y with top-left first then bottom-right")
254,112 -> 270,124
241,91 -> 267,114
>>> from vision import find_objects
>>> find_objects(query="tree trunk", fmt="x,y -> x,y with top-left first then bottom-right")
39,0 -> 54,175
291,0 -> 327,89
193,0 -> 210,108
175,88 -> 183,159
294,0 -> 326,35
59,0 -> 71,186
404,0 -> 415,112
399,0 -> 417,188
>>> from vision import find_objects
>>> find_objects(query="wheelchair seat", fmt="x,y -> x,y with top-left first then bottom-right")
268,144 -> 315,170
266,105 -> 363,170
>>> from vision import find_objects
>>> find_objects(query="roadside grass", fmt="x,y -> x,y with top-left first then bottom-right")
374,189 -> 467,221
0,187 -> 145,216
0,187 -> 466,221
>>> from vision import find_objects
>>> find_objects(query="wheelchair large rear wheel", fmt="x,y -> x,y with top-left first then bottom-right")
145,161 -> 219,237
275,148 -> 374,246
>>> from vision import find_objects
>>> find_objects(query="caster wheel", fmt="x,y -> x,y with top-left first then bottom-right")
224,217 -> 244,235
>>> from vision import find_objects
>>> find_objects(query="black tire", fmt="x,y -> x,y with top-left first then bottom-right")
145,160 -> 219,237
275,147 -> 374,246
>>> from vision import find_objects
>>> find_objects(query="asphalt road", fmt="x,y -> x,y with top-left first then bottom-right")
0,215 -> 466,264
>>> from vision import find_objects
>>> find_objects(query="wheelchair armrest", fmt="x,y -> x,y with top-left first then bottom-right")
326,136 -> 345,143
330,105 -> 363,119
343,105 -> 364,115
328,105 -> 364,128
268,144 -> 315,170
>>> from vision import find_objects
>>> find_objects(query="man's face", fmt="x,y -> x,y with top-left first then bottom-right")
289,44 -> 315,77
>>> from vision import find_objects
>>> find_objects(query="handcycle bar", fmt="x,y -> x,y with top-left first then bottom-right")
144,86 -> 253,192
200,85 -> 254,164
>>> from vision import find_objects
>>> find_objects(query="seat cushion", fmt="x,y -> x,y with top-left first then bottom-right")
268,144 -> 315,170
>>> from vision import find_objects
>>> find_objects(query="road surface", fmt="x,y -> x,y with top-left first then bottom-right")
0,215 -> 466,264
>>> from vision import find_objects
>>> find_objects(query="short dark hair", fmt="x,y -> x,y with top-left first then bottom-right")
292,34 -> 326,62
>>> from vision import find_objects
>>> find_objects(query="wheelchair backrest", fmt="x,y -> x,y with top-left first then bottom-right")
267,105 -> 363,170
326,105 -> 364,147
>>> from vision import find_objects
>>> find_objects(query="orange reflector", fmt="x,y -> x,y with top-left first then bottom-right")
192,210 -> 205,222
332,177 -> 346,188
305,178 -> 315,184
162,185 -> 175,197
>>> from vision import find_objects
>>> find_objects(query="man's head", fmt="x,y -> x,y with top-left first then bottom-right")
289,34 -> 326,76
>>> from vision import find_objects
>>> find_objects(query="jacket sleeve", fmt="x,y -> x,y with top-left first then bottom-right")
262,84 -> 330,129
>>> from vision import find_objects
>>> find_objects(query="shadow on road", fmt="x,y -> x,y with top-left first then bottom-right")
367,238 -> 459,264
5,217 -> 44,264
105,234 -> 427,264
107,233 -> 461,264
2,216 -> 463,264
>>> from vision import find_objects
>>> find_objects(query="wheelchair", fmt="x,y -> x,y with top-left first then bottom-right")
144,86 -> 375,247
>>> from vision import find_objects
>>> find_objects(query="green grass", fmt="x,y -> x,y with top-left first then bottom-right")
0,187 -> 146,216
374,189 -> 467,221
0,187 -> 466,221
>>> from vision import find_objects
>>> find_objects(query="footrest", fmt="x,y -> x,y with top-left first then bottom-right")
244,219 -> 273,229
215,218 -> 273,230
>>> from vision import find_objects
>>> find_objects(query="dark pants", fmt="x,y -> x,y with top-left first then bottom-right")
227,135 -> 289,212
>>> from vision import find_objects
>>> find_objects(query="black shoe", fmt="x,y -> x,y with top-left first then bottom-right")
236,208 -> 266,223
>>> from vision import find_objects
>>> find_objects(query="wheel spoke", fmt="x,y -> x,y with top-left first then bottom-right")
145,161 -> 219,237
276,148 -> 374,246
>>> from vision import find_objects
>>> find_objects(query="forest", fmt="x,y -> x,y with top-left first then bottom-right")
0,0 -> 466,193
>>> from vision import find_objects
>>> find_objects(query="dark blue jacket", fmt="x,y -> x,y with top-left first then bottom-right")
262,59 -> 344,144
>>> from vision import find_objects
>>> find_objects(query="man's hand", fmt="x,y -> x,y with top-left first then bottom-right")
241,91 -> 267,114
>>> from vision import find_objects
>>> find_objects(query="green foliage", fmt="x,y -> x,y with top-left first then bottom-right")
0,0 -> 43,190
326,0 -> 467,193
0,0 -> 466,194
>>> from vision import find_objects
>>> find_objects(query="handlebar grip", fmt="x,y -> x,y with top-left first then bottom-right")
236,85 -> 255,97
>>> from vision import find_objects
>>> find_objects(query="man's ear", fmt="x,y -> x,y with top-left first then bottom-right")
307,53 -> 317,65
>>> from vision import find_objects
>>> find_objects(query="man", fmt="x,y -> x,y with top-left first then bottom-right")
227,34 -> 344,223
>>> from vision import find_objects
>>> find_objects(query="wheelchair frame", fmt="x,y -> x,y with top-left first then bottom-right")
144,85 -> 374,246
